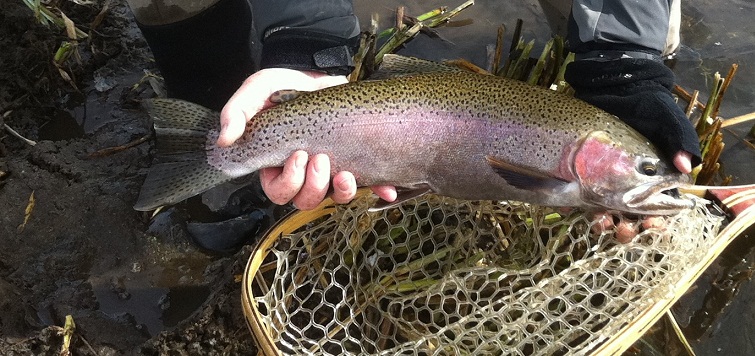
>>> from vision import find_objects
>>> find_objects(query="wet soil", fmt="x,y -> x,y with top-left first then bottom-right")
0,1 -> 256,354
1,0 -> 754,355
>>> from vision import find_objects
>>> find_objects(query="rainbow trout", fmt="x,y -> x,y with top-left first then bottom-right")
134,68 -> 693,214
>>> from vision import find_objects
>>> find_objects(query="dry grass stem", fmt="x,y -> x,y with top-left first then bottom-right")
3,122 -> 37,146
711,64 -> 738,119
17,190 -> 36,233
674,84 -> 707,112
88,133 -> 152,158
721,111 -> 755,128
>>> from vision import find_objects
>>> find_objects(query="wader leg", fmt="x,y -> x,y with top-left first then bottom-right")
126,0 -> 256,110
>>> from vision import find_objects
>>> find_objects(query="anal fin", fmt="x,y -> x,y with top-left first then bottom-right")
368,185 -> 433,212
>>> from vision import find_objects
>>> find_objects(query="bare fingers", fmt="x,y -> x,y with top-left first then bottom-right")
331,171 -> 357,204
259,151 -> 308,205
673,150 -> 694,174
291,154 -> 331,210
217,69 -> 348,148
591,212 -> 663,244
259,152 -> 364,210
259,151 -> 331,210
614,220 -> 639,244
370,185 -> 398,203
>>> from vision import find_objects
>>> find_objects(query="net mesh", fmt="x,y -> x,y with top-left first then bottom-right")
250,194 -> 724,355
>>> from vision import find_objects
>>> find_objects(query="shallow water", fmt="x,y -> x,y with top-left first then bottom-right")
89,254 -> 213,336
354,0 -> 755,353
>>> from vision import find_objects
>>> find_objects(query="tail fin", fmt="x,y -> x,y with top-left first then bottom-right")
134,99 -> 235,211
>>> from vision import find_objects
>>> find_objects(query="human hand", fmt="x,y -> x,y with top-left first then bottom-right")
565,57 -> 702,174
218,68 -> 397,210
591,212 -> 668,244
259,151 -> 397,210
565,57 -> 701,241
218,68 -> 349,147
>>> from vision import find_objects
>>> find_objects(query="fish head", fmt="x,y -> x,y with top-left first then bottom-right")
572,130 -> 694,215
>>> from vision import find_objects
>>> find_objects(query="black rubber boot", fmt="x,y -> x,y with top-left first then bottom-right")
136,0 -> 255,111
136,0 -> 261,254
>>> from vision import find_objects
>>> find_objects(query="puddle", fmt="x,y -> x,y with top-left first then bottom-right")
37,108 -> 86,141
93,282 -> 169,336
160,285 -> 213,328
38,70 -> 147,141
92,283 -> 212,336
90,253 -> 215,337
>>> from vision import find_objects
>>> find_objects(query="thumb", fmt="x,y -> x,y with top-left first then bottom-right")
217,104 -> 249,147
314,74 -> 349,89
673,150 -> 693,174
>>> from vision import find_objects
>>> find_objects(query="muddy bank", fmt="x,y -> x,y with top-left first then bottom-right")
0,0 -> 259,354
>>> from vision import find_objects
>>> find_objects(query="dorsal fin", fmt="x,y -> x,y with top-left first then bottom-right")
369,54 -> 466,80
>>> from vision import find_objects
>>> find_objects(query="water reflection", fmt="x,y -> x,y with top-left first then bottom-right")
670,10 -> 755,351
354,0 -> 552,69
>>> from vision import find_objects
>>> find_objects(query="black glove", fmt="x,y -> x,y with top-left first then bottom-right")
565,57 -> 702,168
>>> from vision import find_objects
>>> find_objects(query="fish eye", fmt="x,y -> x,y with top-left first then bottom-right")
638,159 -> 658,176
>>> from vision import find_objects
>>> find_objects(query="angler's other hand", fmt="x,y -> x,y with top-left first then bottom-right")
566,56 -> 701,243
565,57 -> 701,174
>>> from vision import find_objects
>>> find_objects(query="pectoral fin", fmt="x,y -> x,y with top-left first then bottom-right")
485,155 -> 569,191
368,185 -> 433,212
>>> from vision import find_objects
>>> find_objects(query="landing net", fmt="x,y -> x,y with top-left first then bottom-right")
244,193 -> 724,355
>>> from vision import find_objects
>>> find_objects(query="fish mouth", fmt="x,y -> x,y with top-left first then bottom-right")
622,179 -> 696,215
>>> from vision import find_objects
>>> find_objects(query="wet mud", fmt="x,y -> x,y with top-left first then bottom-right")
0,1 -> 256,354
